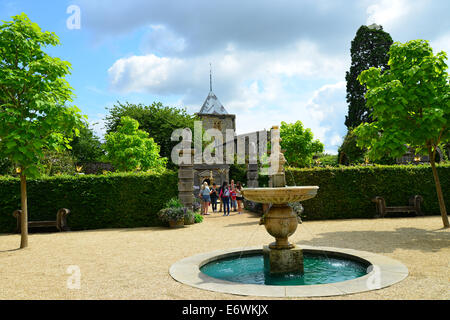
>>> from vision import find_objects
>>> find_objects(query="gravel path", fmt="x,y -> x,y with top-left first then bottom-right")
0,210 -> 448,300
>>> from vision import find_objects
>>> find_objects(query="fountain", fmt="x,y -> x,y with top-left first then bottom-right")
241,126 -> 318,274
169,125 -> 408,297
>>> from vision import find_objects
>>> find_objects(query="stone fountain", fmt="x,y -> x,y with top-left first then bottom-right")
241,126 -> 319,274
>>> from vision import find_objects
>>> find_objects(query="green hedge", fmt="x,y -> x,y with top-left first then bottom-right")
0,171 -> 178,233
285,164 -> 450,220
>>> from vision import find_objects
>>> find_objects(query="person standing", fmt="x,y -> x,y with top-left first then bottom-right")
235,181 -> 244,214
230,186 -> 237,214
230,179 -> 237,212
210,183 -> 218,213
219,181 -> 231,216
201,181 -> 211,215
217,183 -> 223,213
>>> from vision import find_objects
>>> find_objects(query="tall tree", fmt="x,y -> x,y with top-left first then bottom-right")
355,39 -> 450,228
280,121 -> 324,168
0,14 -> 85,248
345,24 -> 393,129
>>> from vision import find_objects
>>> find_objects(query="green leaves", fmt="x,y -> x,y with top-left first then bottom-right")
104,117 -> 167,172
280,121 -> 324,167
104,101 -> 198,168
355,39 -> 450,161
0,13 -> 85,178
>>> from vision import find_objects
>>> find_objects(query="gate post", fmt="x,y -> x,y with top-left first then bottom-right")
178,149 -> 195,210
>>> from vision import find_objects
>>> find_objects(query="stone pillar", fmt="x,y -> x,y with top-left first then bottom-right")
247,163 -> 259,188
178,149 -> 195,210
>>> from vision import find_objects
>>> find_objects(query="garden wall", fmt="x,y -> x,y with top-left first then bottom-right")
0,171 -> 178,233
285,164 -> 450,220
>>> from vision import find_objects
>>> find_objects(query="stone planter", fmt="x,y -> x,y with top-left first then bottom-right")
169,219 -> 185,228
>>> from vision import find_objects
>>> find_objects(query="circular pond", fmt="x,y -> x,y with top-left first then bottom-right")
201,252 -> 369,286
169,246 -> 409,297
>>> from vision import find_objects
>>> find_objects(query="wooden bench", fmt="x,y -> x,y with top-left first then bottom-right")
372,195 -> 423,218
13,208 -> 70,233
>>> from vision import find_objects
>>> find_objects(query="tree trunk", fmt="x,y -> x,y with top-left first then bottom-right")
20,172 -> 28,248
429,152 -> 449,228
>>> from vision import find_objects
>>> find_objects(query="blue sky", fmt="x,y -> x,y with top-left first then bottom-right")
1,0 -> 449,154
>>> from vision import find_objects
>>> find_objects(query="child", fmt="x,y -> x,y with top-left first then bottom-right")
230,180 -> 237,212
230,186 -> 237,213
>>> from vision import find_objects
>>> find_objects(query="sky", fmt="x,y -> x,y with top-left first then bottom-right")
1,0 -> 449,154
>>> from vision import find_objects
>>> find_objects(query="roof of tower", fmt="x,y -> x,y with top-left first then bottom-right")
198,90 -> 229,115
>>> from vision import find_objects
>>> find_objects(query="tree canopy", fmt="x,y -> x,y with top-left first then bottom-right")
354,39 -> 449,228
345,25 -> 393,129
0,13 -> 85,177
104,116 -> 167,172
280,121 -> 324,168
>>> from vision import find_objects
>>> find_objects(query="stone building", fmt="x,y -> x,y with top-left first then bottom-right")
192,69 -> 270,190
193,82 -> 236,189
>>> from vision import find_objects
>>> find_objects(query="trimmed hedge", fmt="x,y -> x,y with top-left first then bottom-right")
1,165 -> 448,233
0,171 -> 178,233
285,164 -> 450,220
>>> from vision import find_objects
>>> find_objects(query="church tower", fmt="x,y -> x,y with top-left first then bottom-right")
193,66 -> 235,188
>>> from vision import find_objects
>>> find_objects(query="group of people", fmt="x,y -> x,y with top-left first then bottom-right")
198,180 -> 244,216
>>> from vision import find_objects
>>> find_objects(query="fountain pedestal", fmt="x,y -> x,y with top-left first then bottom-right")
263,245 -> 304,274
262,203 -> 303,274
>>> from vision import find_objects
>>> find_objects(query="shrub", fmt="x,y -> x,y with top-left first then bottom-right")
0,171 -> 178,233
194,213 -> 204,223
164,197 -> 183,209
285,164 -> 450,220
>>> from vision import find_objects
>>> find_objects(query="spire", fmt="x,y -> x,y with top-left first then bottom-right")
209,63 -> 212,92
198,63 -> 229,115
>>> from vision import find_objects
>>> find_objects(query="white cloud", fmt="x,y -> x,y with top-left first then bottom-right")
107,40 -> 348,95
106,39 -> 350,153
140,25 -> 187,55
431,33 -> 450,56
302,81 -> 347,153
108,54 -> 186,93
366,0 -> 412,27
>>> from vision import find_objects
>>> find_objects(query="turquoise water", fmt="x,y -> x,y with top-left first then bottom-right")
201,253 -> 368,286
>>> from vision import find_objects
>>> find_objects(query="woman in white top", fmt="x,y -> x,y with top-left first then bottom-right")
200,182 -> 211,215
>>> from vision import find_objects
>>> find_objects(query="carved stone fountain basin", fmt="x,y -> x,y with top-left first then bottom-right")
242,186 -> 319,204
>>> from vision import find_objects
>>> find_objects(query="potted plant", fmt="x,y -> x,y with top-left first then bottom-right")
158,207 -> 185,228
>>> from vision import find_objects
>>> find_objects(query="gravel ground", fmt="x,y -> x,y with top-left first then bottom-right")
0,210 -> 449,300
